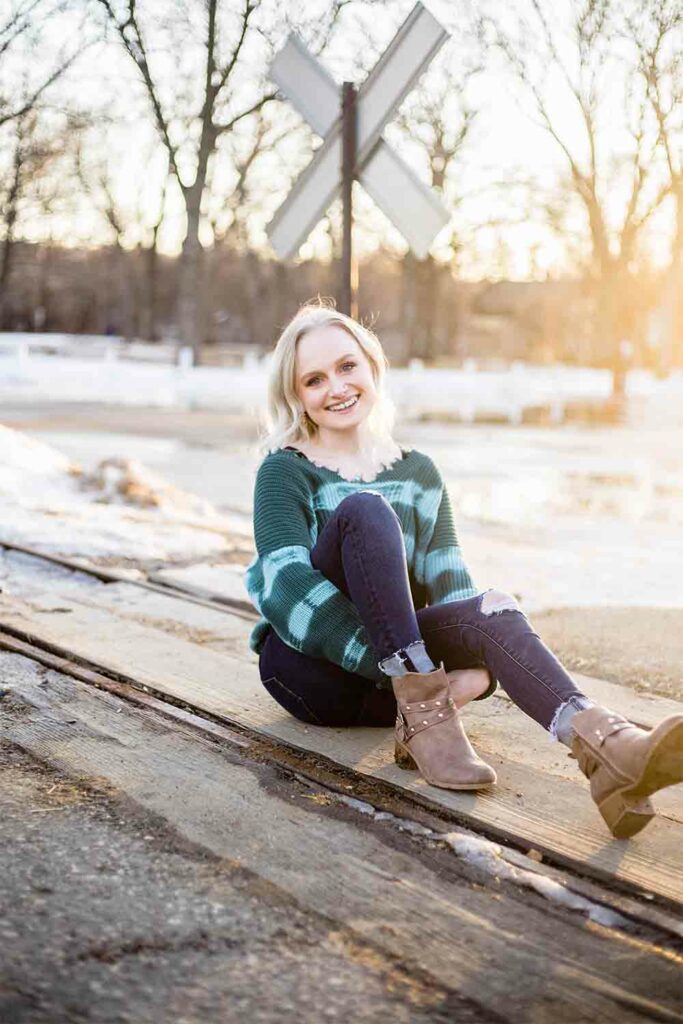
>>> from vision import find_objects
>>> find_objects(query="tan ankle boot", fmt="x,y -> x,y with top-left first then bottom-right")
391,662 -> 497,790
569,705 -> 683,838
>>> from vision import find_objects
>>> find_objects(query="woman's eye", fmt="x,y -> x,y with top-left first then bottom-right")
306,362 -> 355,387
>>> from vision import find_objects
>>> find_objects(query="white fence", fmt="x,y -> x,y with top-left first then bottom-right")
0,332 -> 678,421
0,333 -> 184,363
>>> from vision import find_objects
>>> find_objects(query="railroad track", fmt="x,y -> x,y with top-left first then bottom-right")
4,620 -> 683,949
0,539 -> 259,620
2,537 -> 683,929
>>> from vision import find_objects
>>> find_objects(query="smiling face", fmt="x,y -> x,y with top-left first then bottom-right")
294,324 -> 377,446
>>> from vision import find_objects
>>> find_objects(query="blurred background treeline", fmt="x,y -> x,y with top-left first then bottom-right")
1,0 -> 681,386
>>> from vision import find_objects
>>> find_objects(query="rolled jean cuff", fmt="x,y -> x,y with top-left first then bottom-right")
378,649 -> 410,677
547,694 -> 594,743
378,639 -> 436,677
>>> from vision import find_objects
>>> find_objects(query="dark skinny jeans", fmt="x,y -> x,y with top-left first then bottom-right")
258,492 -> 589,730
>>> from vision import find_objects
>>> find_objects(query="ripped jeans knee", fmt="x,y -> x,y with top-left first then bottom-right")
480,589 -> 521,616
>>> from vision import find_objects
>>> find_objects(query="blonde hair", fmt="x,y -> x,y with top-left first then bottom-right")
256,300 -> 397,456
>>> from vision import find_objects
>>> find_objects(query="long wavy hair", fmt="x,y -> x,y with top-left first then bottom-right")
256,301 -> 397,457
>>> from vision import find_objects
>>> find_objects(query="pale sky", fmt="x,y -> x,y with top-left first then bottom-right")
5,0 -> 676,279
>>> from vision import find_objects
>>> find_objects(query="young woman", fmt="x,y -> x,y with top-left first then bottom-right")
245,301 -> 683,839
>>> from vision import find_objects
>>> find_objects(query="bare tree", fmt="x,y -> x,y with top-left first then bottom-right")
490,0 -> 670,396
94,0 -> 382,359
628,1 -> 682,373
138,162 -> 171,343
72,124 -> 132,337
208,112 -> 274,249
94,0 -> 282,360
204,112 -> 294,343
391,43 -> 482,361
0,0 -> 84,127
73,124 -> 171,341
0,109 -> 68,325
0,0 -> 92,326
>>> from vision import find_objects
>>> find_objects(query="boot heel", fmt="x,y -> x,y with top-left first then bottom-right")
598,790 -> 655,839
394,740 -> 418,770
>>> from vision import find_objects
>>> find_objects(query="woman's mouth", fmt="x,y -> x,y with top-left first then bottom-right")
327,395 -> 359,413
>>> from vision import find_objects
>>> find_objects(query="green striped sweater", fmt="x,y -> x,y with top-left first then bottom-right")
244,446 -> 478,684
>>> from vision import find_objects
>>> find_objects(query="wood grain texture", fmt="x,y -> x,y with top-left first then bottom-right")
150,564 -> 254,613
1,583 -> 682,908
3,659 -> 682,1024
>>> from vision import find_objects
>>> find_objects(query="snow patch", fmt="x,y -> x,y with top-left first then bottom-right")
79,458 -> 217,517
441,832 -> 625,927
335,794 -> 628,929
0,424 -> 72,476
0,425 -> 243,562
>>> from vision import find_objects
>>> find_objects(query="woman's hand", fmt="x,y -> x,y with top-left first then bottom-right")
446,667 -> 492,708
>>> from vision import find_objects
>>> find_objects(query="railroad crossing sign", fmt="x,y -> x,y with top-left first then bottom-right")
267,3 -> 451,311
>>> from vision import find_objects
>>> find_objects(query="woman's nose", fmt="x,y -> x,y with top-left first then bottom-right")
328,378 -> 351,396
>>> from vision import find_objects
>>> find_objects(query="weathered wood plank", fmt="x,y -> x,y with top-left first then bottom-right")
4,543 -> 683,810
1,550 -> 254,655
149,563 -> 253,612
0,631 -> 253,750
0,543 -> 257,622
4,632 -> 682,946
4,546 -> 679,725
1,590 -> 682,907
3,658 -> 682,1024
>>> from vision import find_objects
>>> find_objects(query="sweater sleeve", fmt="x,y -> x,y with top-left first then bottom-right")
423,466 -> 478,607
244,455 -> 384,683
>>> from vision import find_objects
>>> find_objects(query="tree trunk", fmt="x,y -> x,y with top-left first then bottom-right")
0,234 -> 16,328
402,254 -> 420,361
178,196 -> 204,362
143,243 -> 160,342
39,244 -> 54,330
659,187 -> 683,374
421,255 -> 439,362
118,244 -> 134,342
0,148 -> 21,328
273,260 -> 289,336
593,260 -> 628,401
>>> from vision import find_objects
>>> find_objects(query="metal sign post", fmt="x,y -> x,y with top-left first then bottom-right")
341,82 -> 357,317
268,2 -> 451,311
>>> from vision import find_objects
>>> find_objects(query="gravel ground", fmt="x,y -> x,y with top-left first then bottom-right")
531,606 -> 683,701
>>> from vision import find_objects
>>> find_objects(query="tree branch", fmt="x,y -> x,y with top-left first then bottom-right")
95,0 -> 184,189
214,90 -> 278,137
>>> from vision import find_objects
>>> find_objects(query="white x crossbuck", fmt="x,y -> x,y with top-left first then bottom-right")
268,2 -> 451,260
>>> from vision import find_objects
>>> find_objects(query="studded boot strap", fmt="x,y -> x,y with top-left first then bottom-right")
572,718 -> 634,777
397,693 -> 456,741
